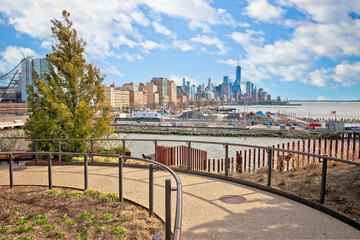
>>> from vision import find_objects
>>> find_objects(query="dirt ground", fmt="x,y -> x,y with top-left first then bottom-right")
230,163 -> 360,223
0,186 -> 164,239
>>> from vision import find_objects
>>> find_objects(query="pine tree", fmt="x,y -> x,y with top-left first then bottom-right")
25,10 -> 112,153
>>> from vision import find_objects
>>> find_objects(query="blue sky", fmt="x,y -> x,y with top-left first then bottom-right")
0,0 -> 359,100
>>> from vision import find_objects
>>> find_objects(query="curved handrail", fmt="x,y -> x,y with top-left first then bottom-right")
1,151 -> 182,240
24,137 -> 360,166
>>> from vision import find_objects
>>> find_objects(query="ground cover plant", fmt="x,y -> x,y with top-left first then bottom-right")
230,162 -> 360,223
0,186 -> 164,239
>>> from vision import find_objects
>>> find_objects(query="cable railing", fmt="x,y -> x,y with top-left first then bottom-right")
0,151 -> 182,240
24,137 -> 360,205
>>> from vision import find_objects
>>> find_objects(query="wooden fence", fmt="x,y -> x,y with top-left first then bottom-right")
234,132 -> 360,174
151,145 -> 207,171
150,132 -> 359,174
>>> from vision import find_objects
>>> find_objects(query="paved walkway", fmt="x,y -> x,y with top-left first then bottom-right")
0,163 -> 359,239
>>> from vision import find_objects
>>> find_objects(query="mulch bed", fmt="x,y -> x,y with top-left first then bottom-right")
0,186 -> 165,239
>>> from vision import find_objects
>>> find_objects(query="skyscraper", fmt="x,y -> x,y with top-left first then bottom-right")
21,57 -> 49,102
235,64 -> 241,94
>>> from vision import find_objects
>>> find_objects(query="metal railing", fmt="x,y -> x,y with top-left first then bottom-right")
1,151 -> 182,240
25,137 -> 360,205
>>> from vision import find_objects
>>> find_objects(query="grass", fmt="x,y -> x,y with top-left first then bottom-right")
0,186 -> 165,239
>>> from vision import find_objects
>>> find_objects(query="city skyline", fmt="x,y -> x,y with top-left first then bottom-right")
0,1 -> 359,100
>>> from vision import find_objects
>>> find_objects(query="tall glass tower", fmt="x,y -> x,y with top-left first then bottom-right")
235,64 -> 241,94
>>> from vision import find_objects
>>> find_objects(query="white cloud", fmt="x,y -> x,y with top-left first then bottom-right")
173,40 -> 195,52
217,59 -> 237,66
333,62 -> 360,86
41,41 -> 52,50
309,69 -> 329,87
229,30 -> 264,46
152,22 -> 173,37
169,74 -> 199,86
190,35 -> 227,55
104,65 -> 123,77
245,0 -> 284,22
140,40 -> 166,52
116,53 -> 142,62
316,96 -> 331,100
0,46 -> 40,73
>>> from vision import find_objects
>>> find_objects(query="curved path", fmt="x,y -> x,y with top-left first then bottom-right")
0,163 -> 359,239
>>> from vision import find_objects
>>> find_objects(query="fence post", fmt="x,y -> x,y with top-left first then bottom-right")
267,149 -> 272,187
34,141 -> 38,163
84,155 -> 88,190
58,140 -> 61,163
188,142 -> 191,170
154,140 -> 158,162
9,154 -> 13,188
319,155 -> 328,204
225,144 -> 229,176
48,154 -> 52,189
122,139 -> 126,156
91,140 -> 94,163
119,156 -> 123,202
165,179 -> 171,240
149,163 -> 154,217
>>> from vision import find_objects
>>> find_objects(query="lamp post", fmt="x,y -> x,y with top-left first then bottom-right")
307,108 -> 310,122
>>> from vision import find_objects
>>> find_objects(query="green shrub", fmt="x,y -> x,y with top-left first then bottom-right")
14,220 -> 29,226
99,192 -> 118,202
111,226 -> 127,235
45,189 -> 61,196
101,213 -> 112,221
19,225 -> 33,233
62,190 -> 83,197
54,232 -> 67,238
36,218 -> 48,225
56,215 -> 68,222
0,227 -> 8,234
81,212 -> 92,219
42,224 -> 55,232
84,189 -> 101,196
96,226 -> 108,231
65,220 -> 76,226
85,219 -> 98,227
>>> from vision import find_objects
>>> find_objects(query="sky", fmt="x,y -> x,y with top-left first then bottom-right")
0,0 -> 359,100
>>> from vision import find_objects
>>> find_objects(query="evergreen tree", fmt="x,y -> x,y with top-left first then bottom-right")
25,10 -> 112,153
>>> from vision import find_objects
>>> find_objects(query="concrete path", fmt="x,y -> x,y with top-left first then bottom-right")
1,162 -> 359,239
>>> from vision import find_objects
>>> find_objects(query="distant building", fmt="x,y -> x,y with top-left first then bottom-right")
167,80 -> 177,106
144,82 -> 159,109
104,85 -> 130,110
21,58 -> 49,102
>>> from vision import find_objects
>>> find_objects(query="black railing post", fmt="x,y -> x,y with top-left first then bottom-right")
320,155 -> 328,204
188,142 -> 191,170
149,163 -> 154,216
91,140 -> 94,163
84,155 -> 88,190
9,154 -> 13,188
154,140 -> 158,162
58,140 -> 61,163
165,179 -> 171,240
34,141 -> 38,163
225,144 -> 229,176
119,156 -> 123,202
122,139 -> 126,155
267,149 -> 273,187
48,154 -> 52,189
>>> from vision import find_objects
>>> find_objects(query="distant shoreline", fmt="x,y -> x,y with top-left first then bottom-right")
289,100 -> 360,102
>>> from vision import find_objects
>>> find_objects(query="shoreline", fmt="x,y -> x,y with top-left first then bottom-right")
114,126 -> 319,139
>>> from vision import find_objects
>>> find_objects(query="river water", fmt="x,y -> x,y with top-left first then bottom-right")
228,102 -> 360,120
117,102 -> 360,160
117,133 -> 295,160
